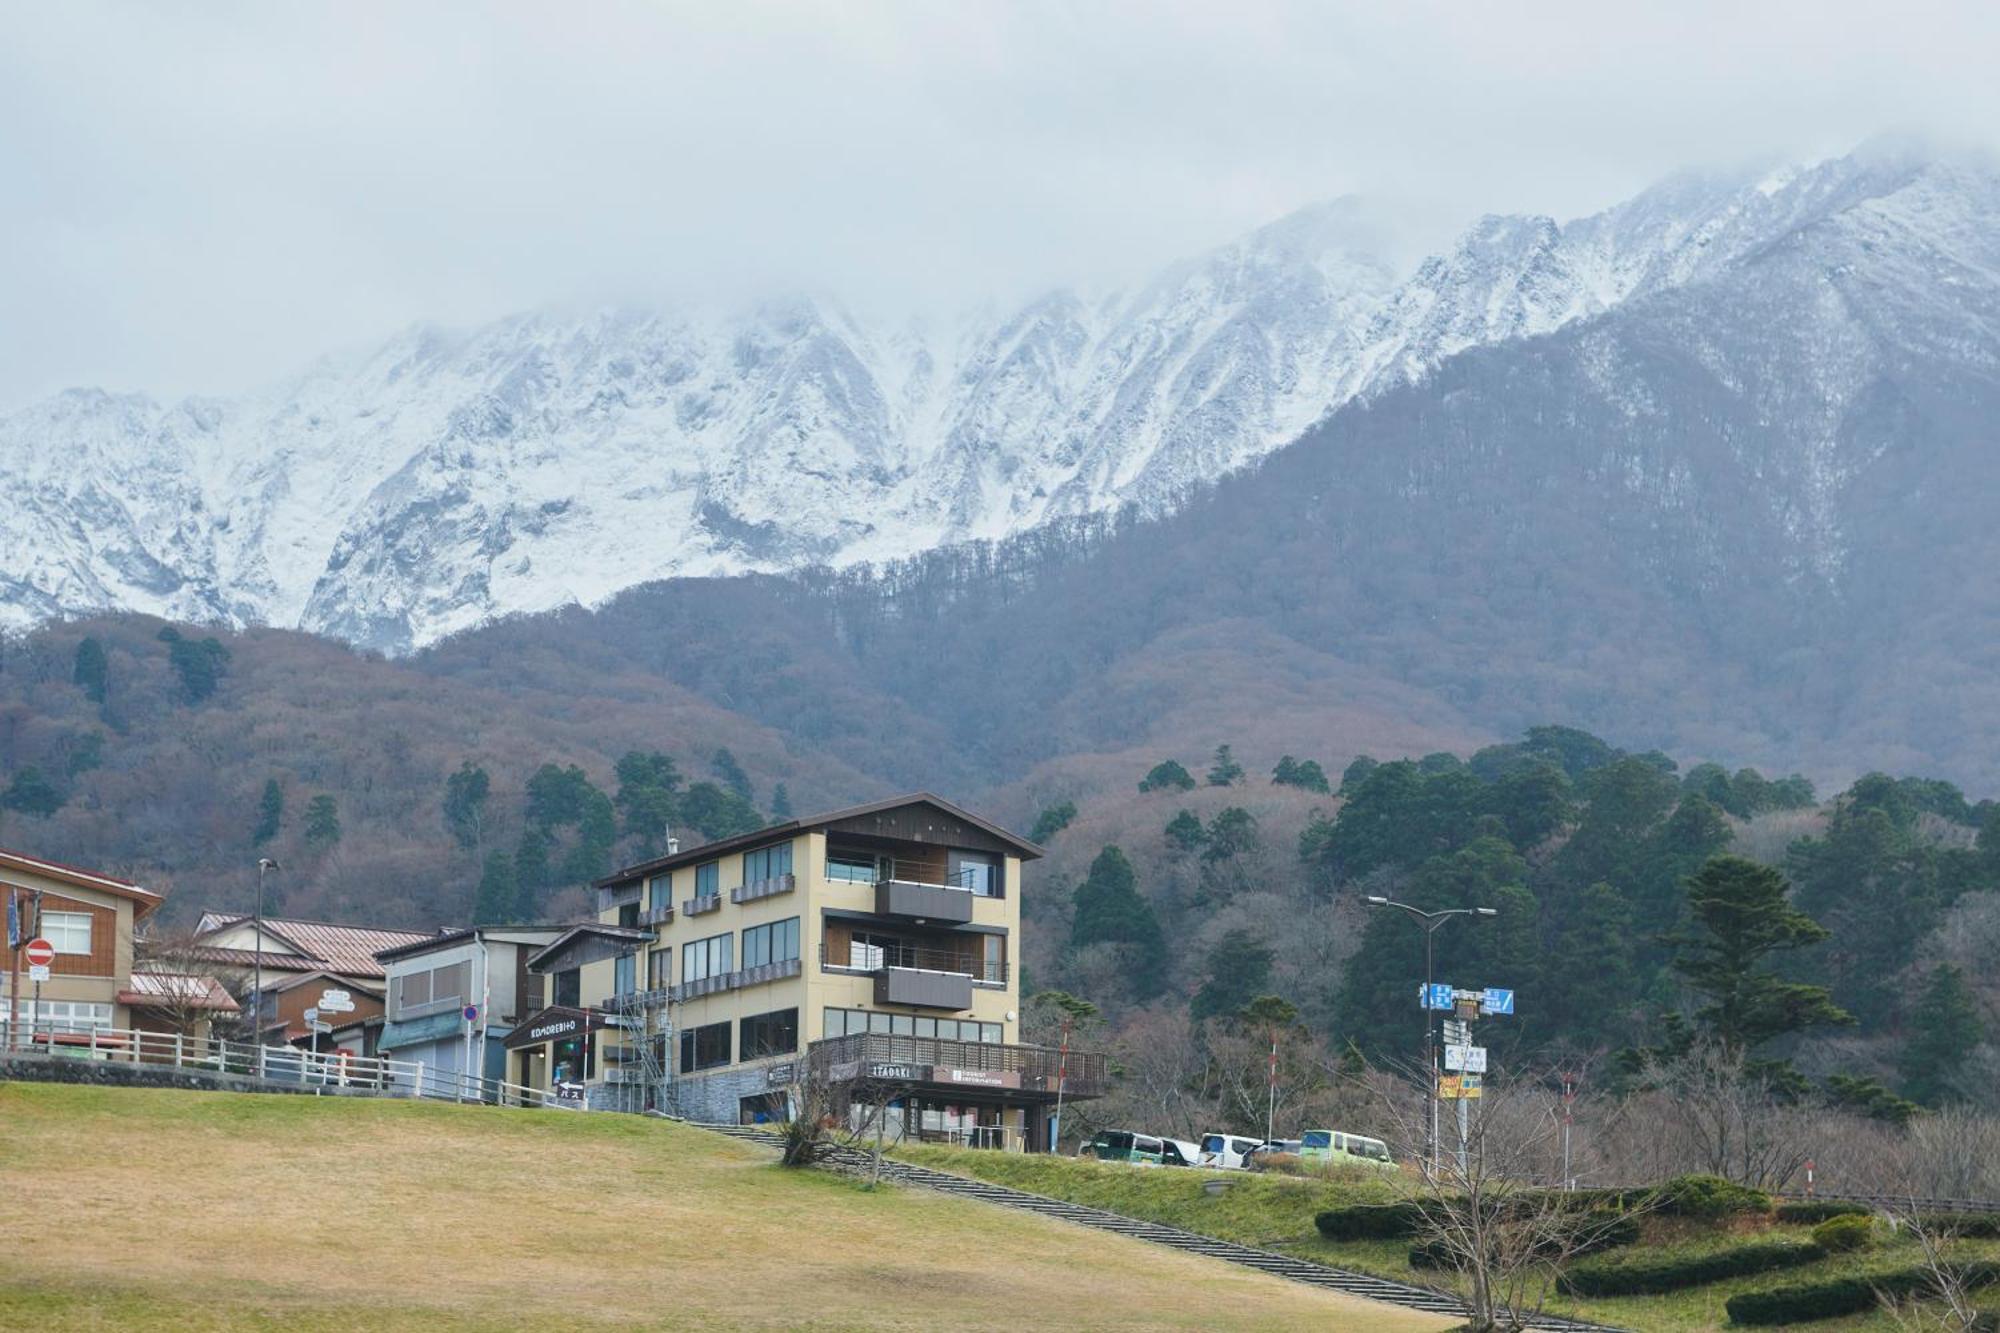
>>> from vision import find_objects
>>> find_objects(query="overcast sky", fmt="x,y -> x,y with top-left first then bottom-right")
4,1 -> 1998,410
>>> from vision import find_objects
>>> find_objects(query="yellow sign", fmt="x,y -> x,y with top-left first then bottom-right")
1437,1073 -> 1483,1100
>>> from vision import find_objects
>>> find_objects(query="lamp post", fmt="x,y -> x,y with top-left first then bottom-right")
254,858 -> 280,1046
1363,896 -> 1496,1172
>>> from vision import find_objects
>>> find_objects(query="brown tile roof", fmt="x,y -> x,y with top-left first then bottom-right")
191,915 -> 439,980
0,846 -> 163,915
120,970 -> 241,1013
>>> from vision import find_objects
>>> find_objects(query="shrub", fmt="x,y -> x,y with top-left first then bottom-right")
1563,1239 -> 1823,1297
1315,1201 -> 1436,1241
1810,1214 -> 1874,1253
1775,1200 -> 1870,1224
1653,1174 -> 1772,1218
1724,1261 -> 2000,1326
1936,1212 -> 2000,1239
1411,1214 -> 1639,1270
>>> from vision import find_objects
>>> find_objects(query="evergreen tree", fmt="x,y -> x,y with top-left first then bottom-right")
1272,756 -> 1331,793
252,778 -> 284,845
1206,745 -> 1244,787
1899,964 -> 1984,1106
1,766 -> 64,816
72,636 -> 108,705
1339,755 -> 1379,793
1164,809 -> 1207,853
1190,929 -> 1274,1021
1485,760 -> 1572,849
442,761 -> 490,851
562,788 -> 617,884
770,782 -> 794,821
1671,855 -> 1851,1057
1068,846 -> 1167,998
1138,759 -> 1196,793
472,851 -> 518,926
1029,800 -> 1076,843
615,751 -> 682,856
64,732 -> 103,776
156,626 -> 230,703
712,747 -> 753,802
1542,882 -> 1638,1047
513,829 -> 552,919
1201,807 -> 1259,862
678,781 -> 764,841
303,794 -> 341,849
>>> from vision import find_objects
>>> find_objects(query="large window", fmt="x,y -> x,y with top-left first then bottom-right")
647,873 -> 673,910
740,1007 -> 798,1059
682,932 -> 733,984
647,949 -> 671,989
41,911 -> 92,955
614,952 -> 635,997
741,917 -> 800,969
822,1008 -> 1002,1044
679,1020 -> 731,1073
742,842 -> 793,883
982,934 -> 1006,984
826,852 -> 877,884
694,861 -> 719,897
951,852 -> 999,897
1,1000 -> 112,1035
395,960 -> 469,1016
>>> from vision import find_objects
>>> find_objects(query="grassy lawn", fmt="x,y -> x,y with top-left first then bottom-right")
0,1083 -> 1450,1332
896,1147 -> 2000,1331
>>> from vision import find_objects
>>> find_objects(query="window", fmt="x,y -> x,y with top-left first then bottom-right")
1,999 -> 112,1034
554,968 -> 580,1008
394,960 -> 469,1016
682,932 -> 733,984
982,934 -> 1005,984
647,949 -> 671,989
849,931 -> 913,970
614,952 -> 635,997
647,873 -> 673,910
41,911 -> 92,955
951,852 -> 998,897
742,842 -> 793,884
617,902 -> 639,929
740,1007 -> 798,1059
679,1020 -> 731,1072
741,917 -> 800,969
820,1008 -> 1005,1045
694,861 -> 719,898
826,852 -> 877,883
398,969 -> 432,1010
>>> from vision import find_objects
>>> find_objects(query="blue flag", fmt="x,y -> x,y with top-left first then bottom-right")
5,888 -> 17,950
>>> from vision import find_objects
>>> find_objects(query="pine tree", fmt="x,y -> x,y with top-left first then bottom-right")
156,626 -> 230,703
1201,807 -> 1259,862
770,782 -> 794,821
1068,846 -> 1167,998
712,748 -> 753,802
1138,759 -> 1196,793
1272,756 -> 1331,793
1206,745 -> 1244,787
1190,929 -> 1274,1020
1,767 -> 64,816
442,761 -> 490,851
1164,809 -> 1207,853
72,637 -> 108,705
472,851 -> 518,926
252,778 -> 284,845
513,829 -> 551,920
1899,964 -> 1984,1106
1671,855 -> 1851,1056
302,795 -> 341,849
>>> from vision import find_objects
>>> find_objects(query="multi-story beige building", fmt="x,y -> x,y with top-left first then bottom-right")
511,794 -> 1104,1149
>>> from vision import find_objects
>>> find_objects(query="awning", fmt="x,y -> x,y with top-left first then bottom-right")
377,1009 -> 466,1052
503,1005 -> 613,1050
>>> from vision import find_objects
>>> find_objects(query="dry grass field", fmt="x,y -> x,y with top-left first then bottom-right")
0,1082 -> 1451,1331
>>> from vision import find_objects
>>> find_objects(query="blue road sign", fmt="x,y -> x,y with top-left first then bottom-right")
1420,982 -> 1455,1011
463,1005 -> 479,1022
1481,988 -> 1515,1016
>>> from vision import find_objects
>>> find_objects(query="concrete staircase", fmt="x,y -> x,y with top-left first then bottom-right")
699,1124 -> 1619,1329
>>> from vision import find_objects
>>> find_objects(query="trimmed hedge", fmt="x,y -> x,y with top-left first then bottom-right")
1316,1201 -> 1435,1241
1649,1175 -> 1772,1218
1775,1200 -> 1870,1224
1561,1239 -> 1824,1297
1410,1214 -> 1640,1270
1725,1260 -> 2000,1325
1810,1213 -> 1874,1253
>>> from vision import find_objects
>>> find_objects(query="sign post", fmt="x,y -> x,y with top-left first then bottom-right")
24,931 -> 51,1039
462,1004 -> 480,1103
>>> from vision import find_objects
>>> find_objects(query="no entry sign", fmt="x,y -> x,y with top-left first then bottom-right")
23,937 -> 54,968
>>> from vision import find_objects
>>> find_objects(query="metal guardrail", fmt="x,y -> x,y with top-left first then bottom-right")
818,940 -> 1006,984
0,1022 -> 579,1111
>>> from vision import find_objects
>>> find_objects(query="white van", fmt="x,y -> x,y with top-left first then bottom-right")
1198,1132 -> 1262,1169
1159,1138 -> 1204,1168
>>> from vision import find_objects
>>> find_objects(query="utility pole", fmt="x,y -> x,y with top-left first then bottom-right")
1050,1016 -> 1072,1154
253,858 -> 280,1046
6,885 -> 20,1052
1560,1070 -> 1576,1189
1265,1022 -> 1279,1146
1363,897 -> 1496,1171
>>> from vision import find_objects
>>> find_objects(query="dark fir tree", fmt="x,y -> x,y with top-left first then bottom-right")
562,788 -> 617,884
1190,929 -> 1275,1021
156,626 -> 230,703
711,747 -> 753,802
1138,759 -> 1196,793
252,778 -> 284,845
1029,800 -> 1076,843
1164,809 -> 1207,853
1068,846 -> 1167,998
770,782 -> 794,821
679,781 -> 764,841
615,751 -> 681,856
303,795 -> 341,849
1671,855 -> 1851,1057
72,636 -> 108,705
473,851 -> 518,926
1201,807 -> 1259,862
1339,755 -> 1379,793
1206,745 -> 1244,787
1899,964 -> 1984,1107
1272,756 -> 1331,793
1542,882 -> 1638,1048
442,761 -> 490,851
514,829 -> 552,919
1,767 -> 64,816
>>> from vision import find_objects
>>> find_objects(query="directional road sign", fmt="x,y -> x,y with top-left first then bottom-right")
1419,982 -> 1455,1011
1444,1044 -> 1488,1073
317,988 -> 356,1014
1481,987 -> 1515,1016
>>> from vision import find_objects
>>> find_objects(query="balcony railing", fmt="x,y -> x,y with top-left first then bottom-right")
682,893 -> 722,917
665,955 -> 802,1003
804,1031 -> 1109,1100
730,872 -> 796,905
818,941 -> 1006,986
640,903 -> 674,927
875,967 -> 974,1011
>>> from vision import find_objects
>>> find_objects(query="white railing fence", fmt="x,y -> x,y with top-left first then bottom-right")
0,1020 -> 579,1112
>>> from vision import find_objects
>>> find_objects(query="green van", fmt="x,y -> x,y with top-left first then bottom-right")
1299,1129 -> 1398,1171
1082,1129 -> 1166,1165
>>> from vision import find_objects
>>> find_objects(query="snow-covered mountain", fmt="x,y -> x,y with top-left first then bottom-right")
2,140 -> 1991,652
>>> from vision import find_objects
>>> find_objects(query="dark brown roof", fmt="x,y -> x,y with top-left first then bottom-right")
0,846 -> 163,916
191,915 -> 438,980
596,793 -> 1042,889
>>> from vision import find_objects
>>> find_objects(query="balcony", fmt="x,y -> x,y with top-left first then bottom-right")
805,1031 -> 1110,1100
682,894 -> 722,917
730,872 -> 796,906
665,955 -> 802,1004
819,941 -> 1006,988
639,903 -> 674,927
873,878 -> 974,924
874,967 -> 974,1011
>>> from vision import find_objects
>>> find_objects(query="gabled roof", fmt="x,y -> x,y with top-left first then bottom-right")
597,792 -> 1043,889
120,970 -> 240,1013
526,924 -> 655,974
259,969 -> 384,999
0,846 -> 163,917
191,915 -> 437,980
373,924 -> 564,964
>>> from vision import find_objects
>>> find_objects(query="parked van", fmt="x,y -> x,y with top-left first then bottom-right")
1159,1138 -> 1204,1168
1299,1129 -> 1398,1171
1199,1133 -> 1262,1169
1082,1129 -> 1165,1165
1244,1137 -> 1302,1169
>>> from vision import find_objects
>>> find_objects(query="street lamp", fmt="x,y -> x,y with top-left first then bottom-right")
1363,896 -> 1496,1170
254,858 -> 281,1046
